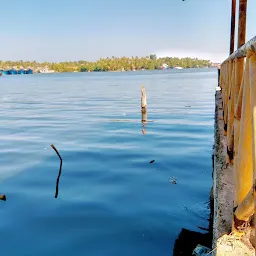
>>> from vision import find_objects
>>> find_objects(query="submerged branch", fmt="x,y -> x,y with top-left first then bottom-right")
51,144 -> 63,198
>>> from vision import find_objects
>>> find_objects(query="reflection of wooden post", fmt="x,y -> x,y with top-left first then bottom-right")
141,85 -> 147,134
141,111 -> 147,134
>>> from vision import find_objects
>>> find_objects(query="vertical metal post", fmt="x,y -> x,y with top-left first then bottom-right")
230,0 -> 236,55
237,0 -> 248,48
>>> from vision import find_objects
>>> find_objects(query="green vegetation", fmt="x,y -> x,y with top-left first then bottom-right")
0,56 -> 211,73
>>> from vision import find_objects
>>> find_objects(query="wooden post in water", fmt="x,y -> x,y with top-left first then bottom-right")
230,0 -> 236,55
237,0 -> 247,48
141,85 -> 147,112
141,85 -> 147,134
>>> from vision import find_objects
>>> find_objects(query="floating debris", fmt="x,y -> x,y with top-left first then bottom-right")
192,244 -> 211,255
0,195 -> 6,201
183,204 -> 189,211
169,177 -> 177,184
149,160 -> 155,164
185,105 -> 191,108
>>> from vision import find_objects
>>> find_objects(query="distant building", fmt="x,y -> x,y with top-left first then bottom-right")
159,63 -> 168,70
211,63 -> 221,68
39,68 -> 54,73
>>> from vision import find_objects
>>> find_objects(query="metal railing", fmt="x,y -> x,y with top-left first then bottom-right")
219,37 -> 256,232
223,36 -> 256,63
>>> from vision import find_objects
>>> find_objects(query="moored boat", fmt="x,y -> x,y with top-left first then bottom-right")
18,69 -> 25,74
1,70 -> 9,75
25,68 -> 33,74
0,68 -> 33,75
9,69 -> 18,75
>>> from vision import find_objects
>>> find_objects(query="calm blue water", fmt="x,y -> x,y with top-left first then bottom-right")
0,69 -> 216,256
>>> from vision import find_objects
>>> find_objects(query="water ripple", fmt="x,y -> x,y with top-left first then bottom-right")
0,69 -> 216,256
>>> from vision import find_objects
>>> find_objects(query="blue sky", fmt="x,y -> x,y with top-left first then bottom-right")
0,0 -> 255,62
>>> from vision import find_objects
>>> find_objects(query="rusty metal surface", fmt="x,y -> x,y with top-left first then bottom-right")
237,0 -> 248,48
223,36 -> 256,64
230,0 -> 236,55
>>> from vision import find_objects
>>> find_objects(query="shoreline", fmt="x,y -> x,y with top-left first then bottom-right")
0,66 -> 218,76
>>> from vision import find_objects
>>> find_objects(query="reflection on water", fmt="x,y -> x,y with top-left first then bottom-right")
0,69 -> 216,256
173,227 -> 212,255
173,192 -> 213,255
141,110 -> 147,134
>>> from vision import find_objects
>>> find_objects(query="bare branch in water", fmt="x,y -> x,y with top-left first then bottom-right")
51,144 -> 63,198
0,195 -> 6,201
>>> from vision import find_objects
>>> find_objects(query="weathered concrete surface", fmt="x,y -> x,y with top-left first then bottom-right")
213,89 -> 234,247
212,88 -> 255,255
215,234 -> 254,256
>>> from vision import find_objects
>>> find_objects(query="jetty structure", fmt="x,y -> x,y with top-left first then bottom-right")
209,0 -> 256,255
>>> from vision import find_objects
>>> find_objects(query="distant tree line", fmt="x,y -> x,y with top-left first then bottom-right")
0,56 -> 212,73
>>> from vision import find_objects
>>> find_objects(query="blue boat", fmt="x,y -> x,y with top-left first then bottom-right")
9,69 -> 18,75
1,70 -> 10,75
18,69 -> 25,74
0,68 -> 33,75
25,69 -> 33,74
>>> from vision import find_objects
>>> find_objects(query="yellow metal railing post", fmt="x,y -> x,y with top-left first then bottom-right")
233,51 -> 253,232
233,58 -> 244,202
224,62 -> 232,136
234,52 -> 252,206
249,52 -> 256,244
227,60 -> 236,163
219,0 -> 254,243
